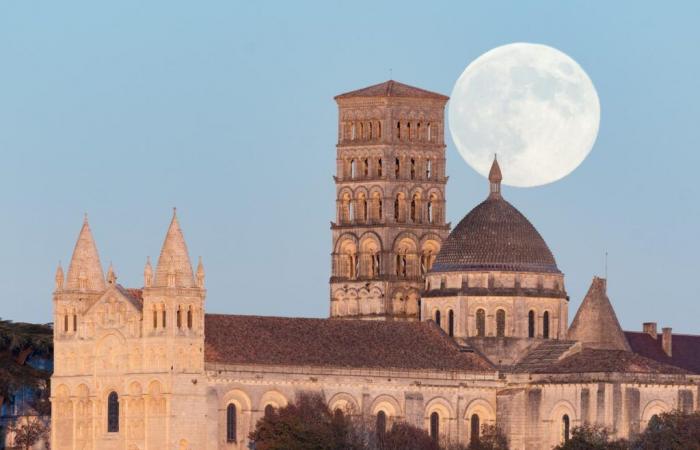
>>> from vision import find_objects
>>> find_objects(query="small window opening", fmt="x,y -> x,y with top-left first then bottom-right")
476,309 -> 486,337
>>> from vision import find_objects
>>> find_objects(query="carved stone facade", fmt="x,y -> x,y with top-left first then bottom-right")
51,214 -> 207,450
51,80 -> 700,450
330,81 -> 451,320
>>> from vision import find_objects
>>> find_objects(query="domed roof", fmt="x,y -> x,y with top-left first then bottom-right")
431,158 -> 559,274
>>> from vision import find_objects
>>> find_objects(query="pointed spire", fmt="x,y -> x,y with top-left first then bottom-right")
106,262 -> 117,285
65,215 -> 106,291
196,256 -> 205,288
488,155 -> 502,198
54,262 -> 64,291
154,209 -> 195,288
567,277 -> 631,351
144,256 -> 153,288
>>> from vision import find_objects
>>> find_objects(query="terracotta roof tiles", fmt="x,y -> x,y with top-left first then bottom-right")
204,314 -> 494,372
335,80 -> 448,101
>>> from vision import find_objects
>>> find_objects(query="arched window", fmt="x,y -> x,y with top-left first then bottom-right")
376,411 -> 387,440
395,158 -> 400,178
73,314 -> 77,332
394,196 -> 400,221
368,122 -> 373,139
407,122 -> 411,139
187,308 -> 193,329
562,415 -> 570,442
410,158 -> 416,179
476,309 -> 486,337
470,414 -> 480,443
360,122 -> 364,139
264,404 -> 274,418
350,159 -> 356,179
430,412 -> 440,441
226,404 -> 237,442
448,310 -> 454,337
177,307 -> 182,328
377,122 -> 381,138
528,310 -> 535,338
427,201 -> 433,224
543,311 -> 550,339
153,310 -> 157,329
162,310 -> 167,328
396,121 -> 401,139
435,310 -> 441,327
377,159 -> 383,177
427,123 -> 432,141
63,314 -> 68,333
496,309 -> 506,337
378,198 -> 383,217
410,197 -> 417,222
351,123 -> 356,140
363,158 -> 369,177
426,159 -> 432,179
107,391 -> 119,432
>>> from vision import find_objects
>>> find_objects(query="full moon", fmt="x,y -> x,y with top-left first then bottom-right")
449,43 -> 600,187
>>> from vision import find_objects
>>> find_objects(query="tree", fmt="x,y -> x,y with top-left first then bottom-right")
0,318 -> 53,409
8,417 -> 48,450
381,422 -> 440,450
554,425 -> 628,450
467,424 -> 509,450
633,411 -> 700,450
249,391 -> 363,450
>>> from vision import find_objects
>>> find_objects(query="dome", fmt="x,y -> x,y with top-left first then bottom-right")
431,158 -> 559,274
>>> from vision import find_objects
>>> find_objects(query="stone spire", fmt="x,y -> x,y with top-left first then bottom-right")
65,215 -> 106,291
54,262 -> 64,291
154,209 -> 195,288
106,263 -> 117,285
567,277 -> 631,351
196,256 -> 205,288
144,256 -> 153,288
488,155 -> 502,198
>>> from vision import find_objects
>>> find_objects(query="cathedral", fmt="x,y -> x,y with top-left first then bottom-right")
51,80 -> 700,450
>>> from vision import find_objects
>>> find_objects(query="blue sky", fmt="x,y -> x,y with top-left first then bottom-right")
1,1 -> 699,333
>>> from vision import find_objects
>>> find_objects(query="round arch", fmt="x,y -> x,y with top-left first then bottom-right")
221,388 -> 252,413
424,397 -> 454,442
259,390 -> 288,411
328,392 -> 360,415
548,400 -> 576,447
369,394 -> 402,418
641,399 -> 670,429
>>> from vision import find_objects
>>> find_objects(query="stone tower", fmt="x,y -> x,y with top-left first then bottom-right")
51,212 -> 208,450
330,80 -> 450,320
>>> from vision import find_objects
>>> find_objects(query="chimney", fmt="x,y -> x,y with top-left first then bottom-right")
643,322 -> 657,339
662,327 -> 672,357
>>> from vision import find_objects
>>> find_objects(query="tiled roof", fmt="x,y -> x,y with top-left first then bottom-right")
511,340 -> 578,373
334,80 -> 448,101
626,331 -> 700,374
516,347 -> 687,375
116,286 -> 143,310
431,196 -> 559,274
204,314 -> 494,372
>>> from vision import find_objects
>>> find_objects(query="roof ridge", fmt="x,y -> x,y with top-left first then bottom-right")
334,80 -> 449,100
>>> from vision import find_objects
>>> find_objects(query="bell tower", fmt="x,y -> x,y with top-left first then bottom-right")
330,80 -> 450,320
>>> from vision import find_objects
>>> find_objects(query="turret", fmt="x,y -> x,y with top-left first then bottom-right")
144,256 -> 153,288
65,215 -> 105,292
154,209 -> 195,289
488,155 -> 502,198
54,263 -> 64,291
196,257 -> 205,288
